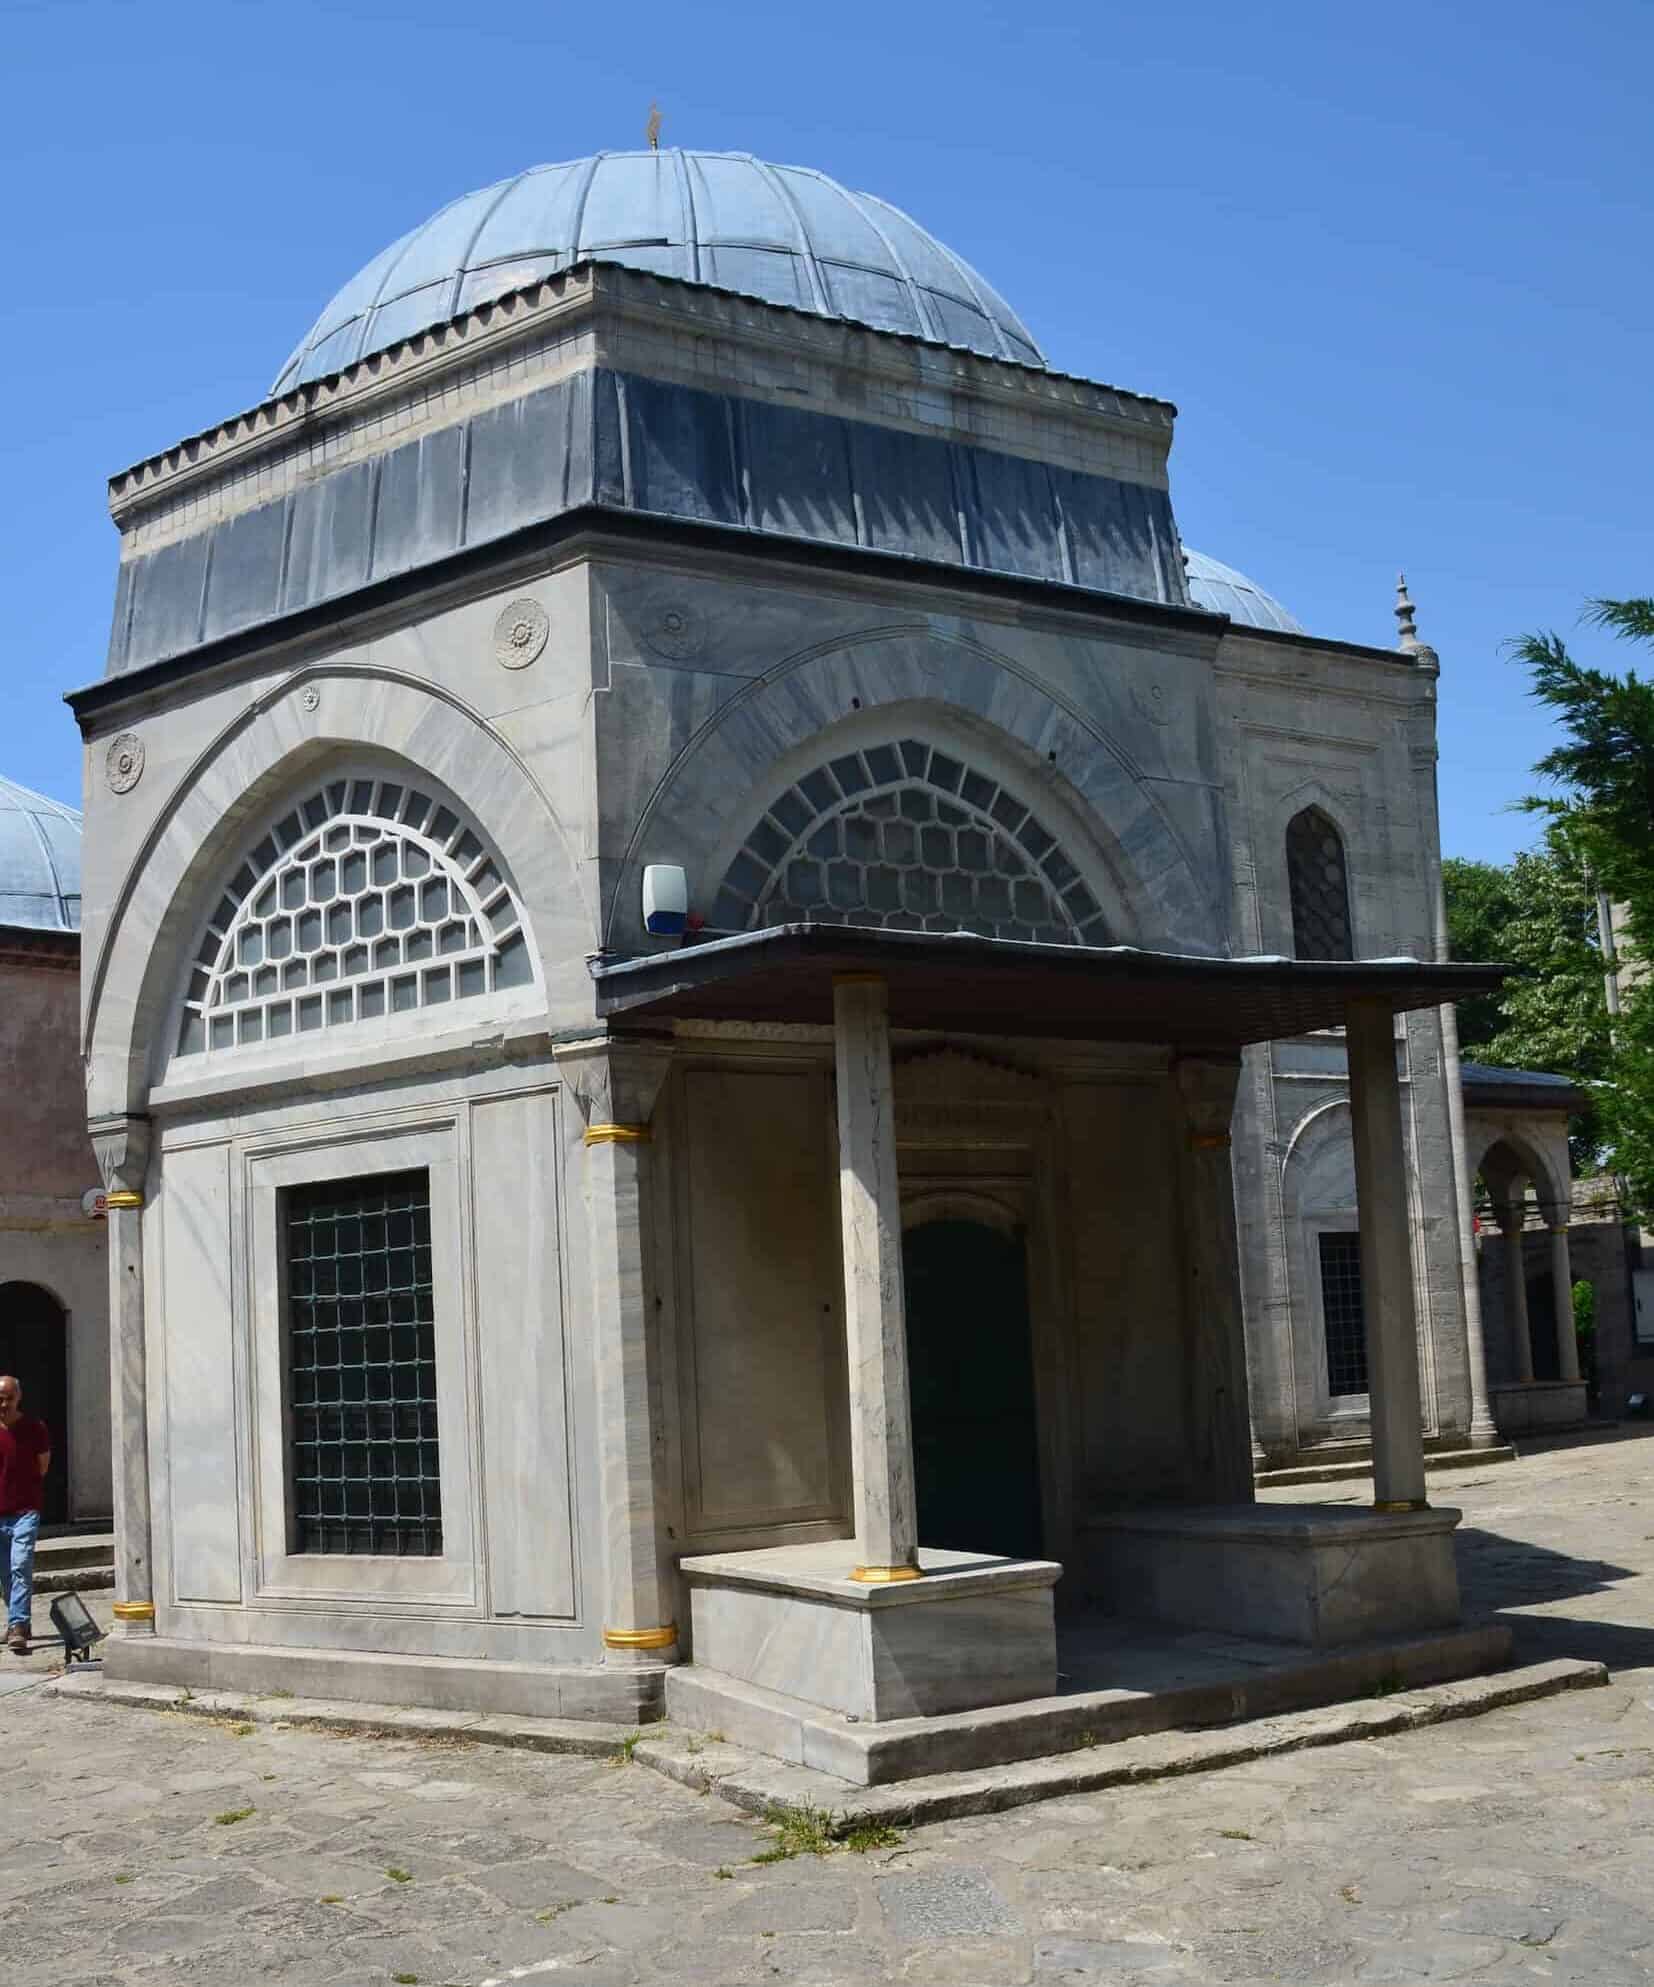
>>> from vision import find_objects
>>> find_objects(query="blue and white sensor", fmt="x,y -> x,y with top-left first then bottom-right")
643,864 -> 689,937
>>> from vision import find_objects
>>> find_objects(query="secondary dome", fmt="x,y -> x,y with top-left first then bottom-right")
0,774 -> 81,932
273,150 -> 1046,395
1184,549 -> 1304,634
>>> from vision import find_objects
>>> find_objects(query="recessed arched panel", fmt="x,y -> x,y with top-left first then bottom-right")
714,736 -> 1106,942
1286,807 -> 1354,960
169,767 -> 535,1062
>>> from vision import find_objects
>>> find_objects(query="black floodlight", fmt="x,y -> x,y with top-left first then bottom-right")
49,1589 -> 103,1663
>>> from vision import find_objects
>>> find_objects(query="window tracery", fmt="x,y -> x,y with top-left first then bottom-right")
1286,807 -> 1354,961
713,739 -> 1105,945
174,773 -> 532,1057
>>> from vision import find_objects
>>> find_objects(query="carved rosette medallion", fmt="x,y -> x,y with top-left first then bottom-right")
1133,679 -> 1175,727
105,733 -> 145,794
494,597 -> 550,671
643,600 -> 705,662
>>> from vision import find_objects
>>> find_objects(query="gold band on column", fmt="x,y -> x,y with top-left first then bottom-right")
1372,1499 -> 1430,1514
832,972 -> 887,988
602,1623 -> 677,1650
584,1125 -> 652,1147
111,1600 -> 156,1621
849,1564 -> 923,1584
1549,1223 -> 1570,1235
105,1190 -> 144,1209
1187,1132 -> 1231,1152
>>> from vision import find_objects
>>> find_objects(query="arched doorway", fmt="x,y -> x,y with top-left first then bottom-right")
0,1283 -> 68,1525
901,1219 -> 1042,1559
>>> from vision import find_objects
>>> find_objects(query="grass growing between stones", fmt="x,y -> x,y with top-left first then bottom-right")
752,1802 -> 904,1862
607,1730 -> 643,1766
213,1805 -> 254,1826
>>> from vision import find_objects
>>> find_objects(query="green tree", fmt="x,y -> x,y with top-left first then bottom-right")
1507,595 -> 1654,1207
1442,824 -> 1610,1171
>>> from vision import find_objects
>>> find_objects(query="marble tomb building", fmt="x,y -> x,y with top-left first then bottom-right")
72,149 -> 1516,1754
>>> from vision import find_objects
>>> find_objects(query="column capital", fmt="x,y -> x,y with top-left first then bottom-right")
89,1114 -> 151,1200
1171,1053 -> 1243,1143
554,1035 -> 673,1130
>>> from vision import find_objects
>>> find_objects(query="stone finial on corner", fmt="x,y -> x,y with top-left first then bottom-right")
1395,571 -> 1422,653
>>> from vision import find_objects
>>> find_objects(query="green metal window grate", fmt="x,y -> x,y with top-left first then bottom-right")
1318,1230 -> 1370,1398
285,1170 -> 442,1556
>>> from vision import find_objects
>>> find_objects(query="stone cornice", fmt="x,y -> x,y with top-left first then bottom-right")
107,262 -> 1176,535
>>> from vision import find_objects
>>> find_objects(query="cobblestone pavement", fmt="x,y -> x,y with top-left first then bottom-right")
5,1428 -> 1654,1985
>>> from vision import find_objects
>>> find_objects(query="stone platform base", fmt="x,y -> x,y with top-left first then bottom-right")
102,1635 -> 666,1723
665,1618 -> 1514,1785
1493,1379 -> 1592,1437
1078,1502 -> 1462,1647
680,1542 -> 1061,1722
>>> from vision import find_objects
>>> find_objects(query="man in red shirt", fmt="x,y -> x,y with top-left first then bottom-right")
0,1376 -> 51,1654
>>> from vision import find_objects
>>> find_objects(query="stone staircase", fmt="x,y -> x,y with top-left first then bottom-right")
1254,1441 -> 1517,1490
34,1532 -> 115,1596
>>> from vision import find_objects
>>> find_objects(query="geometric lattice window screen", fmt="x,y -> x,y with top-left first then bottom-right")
1317,1229 -> 1369,1397
714,738 -> 1107,945
285,1169 -> 441,1557
176,774 -> 533,1056
1286,806 -> 1354,960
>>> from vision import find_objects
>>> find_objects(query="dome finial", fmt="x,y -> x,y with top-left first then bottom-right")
646,102 -> 663,151
1395,570 -> 1422,652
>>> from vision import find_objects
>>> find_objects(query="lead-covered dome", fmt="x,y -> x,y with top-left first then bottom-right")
0,774 -> 81,932
274,149 -> 1047,394
1183,549 -> 1304,634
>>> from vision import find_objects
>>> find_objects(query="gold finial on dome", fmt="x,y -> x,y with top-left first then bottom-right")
646,102 -> 663,151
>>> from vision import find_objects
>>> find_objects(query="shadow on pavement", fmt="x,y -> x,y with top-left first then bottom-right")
1456,1523 -> 1654,1674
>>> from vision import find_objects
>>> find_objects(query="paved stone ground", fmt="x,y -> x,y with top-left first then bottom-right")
5,1427 -> 1653,1985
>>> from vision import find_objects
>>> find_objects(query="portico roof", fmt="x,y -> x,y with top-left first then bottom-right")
590,925 -> 1509,1049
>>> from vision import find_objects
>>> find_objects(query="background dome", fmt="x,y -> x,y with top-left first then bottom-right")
1183,549 -> 1304,634
0,774 -> 81,932
274,149 -> 1047,395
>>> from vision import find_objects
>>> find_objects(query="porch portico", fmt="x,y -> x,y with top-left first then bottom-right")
593,927 -> 1506,1769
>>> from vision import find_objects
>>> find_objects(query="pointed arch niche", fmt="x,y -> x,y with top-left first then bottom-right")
1285,806 -> 1354,960
169,766 -> 536,1062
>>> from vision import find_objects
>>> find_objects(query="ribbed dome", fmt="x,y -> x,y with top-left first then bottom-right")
1184,549 -> 1304,634
0,775 -> 81,933
273,149 -> 1046,394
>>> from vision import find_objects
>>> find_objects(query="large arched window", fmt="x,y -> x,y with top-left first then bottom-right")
173,771 -> 533,1057
713,738 -> 1105,945
1286,807 -> 1354,961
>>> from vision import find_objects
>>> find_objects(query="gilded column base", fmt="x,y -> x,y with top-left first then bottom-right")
1372,1498 -> 1430,1514
849,1564 -> 923,1584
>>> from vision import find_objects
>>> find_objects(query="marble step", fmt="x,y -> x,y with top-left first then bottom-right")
1255,1445 -> 1516,1488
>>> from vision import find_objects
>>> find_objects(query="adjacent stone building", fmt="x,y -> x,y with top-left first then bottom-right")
72,149 -> 1511,1744
0,774 -> 110,1523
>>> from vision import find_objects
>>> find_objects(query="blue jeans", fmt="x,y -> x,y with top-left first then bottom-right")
0,1511 -> 39,1631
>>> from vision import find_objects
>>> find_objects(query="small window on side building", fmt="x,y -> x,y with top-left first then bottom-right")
1318,1229 -> 1369,1397
1286,808 -> 1354,960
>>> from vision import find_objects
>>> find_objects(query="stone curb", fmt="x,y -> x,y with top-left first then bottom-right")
634,1657 -> 1609,1831
46,1656 -> 1607,1836
43,1670 -> 635,1759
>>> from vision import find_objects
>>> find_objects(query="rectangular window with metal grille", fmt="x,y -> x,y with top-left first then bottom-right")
284,1169 -> 442,1556
1318,1230 -> 1370,1398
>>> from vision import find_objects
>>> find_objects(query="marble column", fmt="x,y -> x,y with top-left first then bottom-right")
554,1036 -> 679,1664
1497,1203 -> 1535,1384
89,1114 -> 154,1637
832,974 -> 920,1581
1172,1055 -> 1254,1504
1542,1209 -> 1582,1385
1345,1000 -> 1428,1511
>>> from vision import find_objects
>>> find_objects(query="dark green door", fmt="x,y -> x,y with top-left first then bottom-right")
902,1219 -> 1042,1559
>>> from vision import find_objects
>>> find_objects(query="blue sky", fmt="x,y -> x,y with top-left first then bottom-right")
4,0 -> 1648,862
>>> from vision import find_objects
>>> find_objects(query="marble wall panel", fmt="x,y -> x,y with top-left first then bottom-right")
679,1067 -> 844,1535
159,1139 -> 242,1603
473,1087 -> 578,1619
1061,1079 -> 1190,1508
